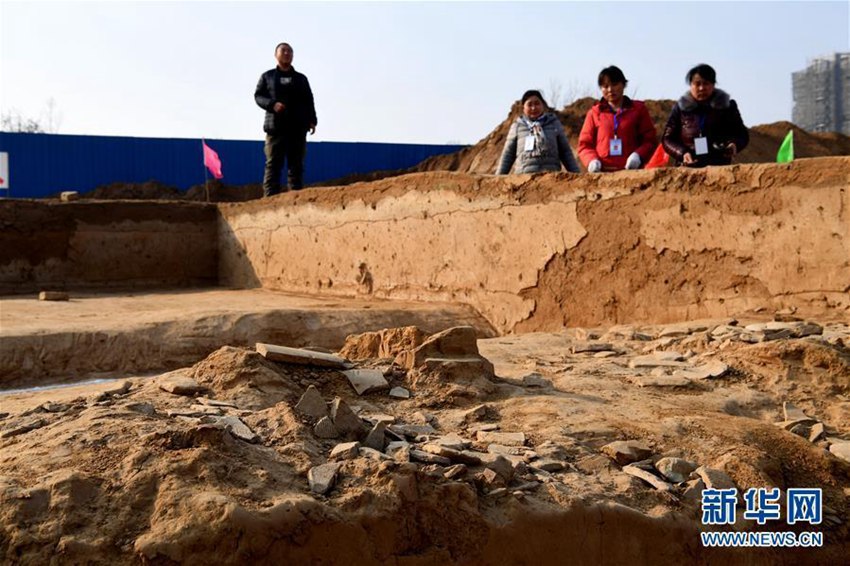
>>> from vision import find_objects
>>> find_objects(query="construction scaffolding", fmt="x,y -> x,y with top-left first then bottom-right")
792,53 -> 850,135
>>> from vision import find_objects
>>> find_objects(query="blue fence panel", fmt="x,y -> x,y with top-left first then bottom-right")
0,132 -> 465,199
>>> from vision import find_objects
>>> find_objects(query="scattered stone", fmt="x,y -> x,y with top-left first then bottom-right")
444,464 -> 467,479
158,372 -> 205,396
626,374 -> 691,388
102,381 -> 132,396
809,423 -> 825,443
601,441 -> 653,466
487,444 -> 525,456
575,328 -> 602,341
389,423 -> 437,438
197,397 -> 238,409
476,468 -> 501,488
218,416 -> 260,443
256,343 -> 349,368
330,398 -> 365,439
362,413 -> 395,425
189,404 -> 223,415
295,386 -> 328,419
628,356 -> 689,369
533,459 -> 565,473
389,387 -> 410,399
521,373 -> 552,388
1,418 -> 47,438
462,405 -> 490,422
38,291 -> 69,301
623,465 -> 673,492
329,441 -> 360,461
386,441 -> 411,460
308,463 -> 341,495
124,402 -> 156,416
571,342 -> 614,354
364,422 -> 387,452
60,191 -> 80,202
313,417 -> 339,439
682,478 -> 706,501
694,466 -> 736,490
343,369 -> 390,395
487,488 -> 508,498
476,431 -> 526,446
655,457 -> 698,483
468,423 -> 499,433
594,351 -> 619,359
410,449 -> 451,466
483,455 -> 515,480
829,442 -> 850,464
676,360 -> 730,380
434,433 -> 472,451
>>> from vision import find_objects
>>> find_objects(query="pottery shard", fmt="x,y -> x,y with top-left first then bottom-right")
654,457 -> 698,483
330,398 -> 366,439
295,385 -> 328,419
622,465 -> 673,492
601,441 -> 653,466
256,343 -> 349,368
313,417 -> 339,439
308,463 -> 341,495
389,387 -> 411,399
394,326 -> 483,369
343,369 -> 390,396
219,416 -> 260,443
364,422 -> 387,452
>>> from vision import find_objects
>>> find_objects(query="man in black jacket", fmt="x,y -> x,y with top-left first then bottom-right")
255,42 -> 317,196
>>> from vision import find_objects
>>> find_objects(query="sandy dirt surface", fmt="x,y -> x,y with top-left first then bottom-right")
1,317 -> 848,564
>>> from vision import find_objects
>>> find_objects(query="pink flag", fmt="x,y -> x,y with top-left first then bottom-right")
202,139 -> 223,179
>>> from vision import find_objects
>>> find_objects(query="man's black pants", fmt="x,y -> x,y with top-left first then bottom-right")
263,131 -> 307,197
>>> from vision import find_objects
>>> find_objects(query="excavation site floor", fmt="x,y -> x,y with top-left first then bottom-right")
1,305 -> 848,564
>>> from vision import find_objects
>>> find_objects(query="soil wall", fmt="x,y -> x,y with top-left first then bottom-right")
0,200 -> 218,293
218,157 -> 850,333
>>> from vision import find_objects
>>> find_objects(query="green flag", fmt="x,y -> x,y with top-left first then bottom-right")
777,130 -> 794,163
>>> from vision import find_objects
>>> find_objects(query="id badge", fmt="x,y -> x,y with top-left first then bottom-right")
524,136 -> 535,151
609,138 -> 623,156
694,136 -> 709,155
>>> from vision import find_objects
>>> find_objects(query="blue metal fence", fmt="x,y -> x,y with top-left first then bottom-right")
0,132 -> 465,198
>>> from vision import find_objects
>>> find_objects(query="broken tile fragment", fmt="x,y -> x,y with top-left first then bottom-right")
343,369 -> 390,395
308,463 -> 341,495
601,441 -> 653,465
295,386 -> 328,419
256,343 -> 349,368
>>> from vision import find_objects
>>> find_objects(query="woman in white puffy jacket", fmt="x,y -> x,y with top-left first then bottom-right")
496,89 -> 580,175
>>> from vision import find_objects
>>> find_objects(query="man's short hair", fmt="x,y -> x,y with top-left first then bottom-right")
275,42 -> 292,52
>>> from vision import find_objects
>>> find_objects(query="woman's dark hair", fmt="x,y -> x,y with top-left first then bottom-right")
686,64 -> 716,84
521,89 -> 548,107
598,65 -> 627,86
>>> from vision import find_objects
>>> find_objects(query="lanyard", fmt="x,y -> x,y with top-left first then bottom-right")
612,108 -> 623,139
698,114 -> 706,136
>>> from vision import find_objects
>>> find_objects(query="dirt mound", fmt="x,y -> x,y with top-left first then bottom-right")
339,326 -> 428,361
412,98 -> 850,174
79,179 -> 184,200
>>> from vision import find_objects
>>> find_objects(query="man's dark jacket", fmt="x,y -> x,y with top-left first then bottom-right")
254,67 -> 317,135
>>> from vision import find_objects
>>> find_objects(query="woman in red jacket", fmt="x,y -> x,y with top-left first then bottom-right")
578,66 -> 658,172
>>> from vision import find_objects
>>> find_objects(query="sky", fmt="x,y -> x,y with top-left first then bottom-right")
1,1 -> 848,145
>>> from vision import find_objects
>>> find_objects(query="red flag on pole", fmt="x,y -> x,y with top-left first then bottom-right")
202,140 -> 223,179
645,144 -> 669,169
